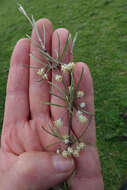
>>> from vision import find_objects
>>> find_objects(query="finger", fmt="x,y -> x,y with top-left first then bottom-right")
71,146 -> 104,190
0,152 -> 75,190
51,28 -> 71,134
3,38 -> 30,126
71,63 -> 104,189
72,62 -> 96,144
29,19 -> 53,119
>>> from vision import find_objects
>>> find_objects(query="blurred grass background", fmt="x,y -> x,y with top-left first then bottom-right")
0,0 -> 127,189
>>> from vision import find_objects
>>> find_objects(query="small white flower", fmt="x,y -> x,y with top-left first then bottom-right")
63,135 -> 69,139
61,64 -> 68,72
80,102 -> 86,108
37,68 -> 44,76
76,142 -> 85,152
62,150 -> 69,158
72,150 -> 79,157
55,74 -> 62,82
76,145 -> 81,151
64,139 -> 70,145
54,118 -> 63,128
42,73 -> 48,80
78,114 -> 88,124
61,62 -> 75,72
77,91 -> 84,98
56,149 -> 60,154
79,142 -> 85,149
77,110 -> 83,116
67,147 -> 73,153
63,135 -> 70,145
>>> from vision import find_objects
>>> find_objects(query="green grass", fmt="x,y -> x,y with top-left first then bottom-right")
0,0 -> 127,189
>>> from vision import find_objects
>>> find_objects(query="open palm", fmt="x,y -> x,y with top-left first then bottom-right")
0,19 -> 104,190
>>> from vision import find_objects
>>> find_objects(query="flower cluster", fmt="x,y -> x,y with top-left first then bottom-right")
57,142 -> 86,158
61,62 -> 75,72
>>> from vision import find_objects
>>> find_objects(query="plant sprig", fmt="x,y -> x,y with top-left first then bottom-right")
18,4 -> 93,190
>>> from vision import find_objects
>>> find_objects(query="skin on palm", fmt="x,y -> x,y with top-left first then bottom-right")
0,18 -> 104,189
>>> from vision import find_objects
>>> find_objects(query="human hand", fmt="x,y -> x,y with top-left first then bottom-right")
0,18 -> 104,190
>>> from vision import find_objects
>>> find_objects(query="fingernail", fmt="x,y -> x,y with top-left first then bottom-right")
52,155 -> 74,173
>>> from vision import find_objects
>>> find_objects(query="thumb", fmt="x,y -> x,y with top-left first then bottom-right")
0,151 -> 75,190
